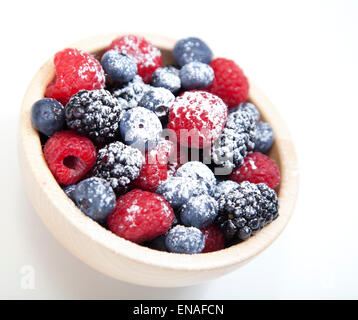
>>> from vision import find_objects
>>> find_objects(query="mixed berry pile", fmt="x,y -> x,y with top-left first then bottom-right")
31,35 -> 280,254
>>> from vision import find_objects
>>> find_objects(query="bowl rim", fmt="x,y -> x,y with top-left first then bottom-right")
19,33 -> 299,272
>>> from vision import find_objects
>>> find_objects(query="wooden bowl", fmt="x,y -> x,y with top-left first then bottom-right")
18,33 -> 299,287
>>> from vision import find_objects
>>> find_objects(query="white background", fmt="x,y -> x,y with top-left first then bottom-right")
1,0 -> 357,299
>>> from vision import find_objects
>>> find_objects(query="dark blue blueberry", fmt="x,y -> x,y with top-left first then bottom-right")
173,37 -> 213,67
73,177 -> 116,223
175,161 -> 216,196
254,121 -> 274,153
151,66 -> 181,94
180,194 -> 218,229
31,98 -> 65,136
156,176 -> 208,209
179,62 -> 214,90
120,107 -> 162,151
231,102 -> 260,123
63,184 -> 76,200
146,234 -> 168,251
101,50 -> 137,83
113,75 -> 151,110
138,87 -> 175,121
165,225 -> 205,254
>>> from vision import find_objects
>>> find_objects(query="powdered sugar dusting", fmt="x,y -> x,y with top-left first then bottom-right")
168,91 -> 228,148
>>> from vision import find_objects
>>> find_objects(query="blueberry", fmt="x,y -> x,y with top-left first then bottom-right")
151,66 -> 181,94
165,225 -> 205,254
179,62 -> 214,90
254,121 -> 274,153
138,87 -> 175,121
31,98 -> 65,136
63,184 -> 76,200
214,180 -> 240,200
175,161 -> 216,196
73,177 -> 116,223
180,194 -> 218,229
101,50 -> 137,83
231,102 -> 260,123
173,37 -> 213,67
146,233 -> 168,251
156,176 -> 208,209
120,107 -> 162,151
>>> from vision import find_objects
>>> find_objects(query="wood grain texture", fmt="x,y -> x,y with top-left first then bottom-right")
18,33 -> 299,287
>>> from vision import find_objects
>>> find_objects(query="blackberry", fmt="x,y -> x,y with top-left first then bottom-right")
256,183 -> 279,224
92,141 -> 143,195
226,108 -> 257,149
231,102 -> 260,123
65,89 -> 123,144
112,75 -> 150,110
211,109 -> 257,174
216,181 -> 278,241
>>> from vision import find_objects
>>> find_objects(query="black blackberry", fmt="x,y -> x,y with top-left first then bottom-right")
216,181 -> 278,241
112,75 -> 150,110
257,183 -> 279,226
65,89 -> 124,144
92,141 -> 143,195
211,109 -> 257,173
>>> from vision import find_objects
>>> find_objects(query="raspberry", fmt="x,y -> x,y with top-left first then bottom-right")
167,91 -> 228,148
201,224 -> 225,253
207,58 -> 249,108
132,161 -> 167,192
107,35 -> 162,83
45,48 -> 105,105
108,189 -> 174,243
132,140 -> 172,191
44,131 -> 97,185
229,152 -> 280,189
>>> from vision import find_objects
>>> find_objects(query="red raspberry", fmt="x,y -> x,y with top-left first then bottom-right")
107,35 -> 162,83
167,143 -> 189,176
207,58 -> 249,108
201,224 -> 225,253
43,131 -> 97,185
108,189 -> 174,243
229,152 -> 280,189
167,91 -> 228,148
45,48 -> 105,106
132,140 -> 172,191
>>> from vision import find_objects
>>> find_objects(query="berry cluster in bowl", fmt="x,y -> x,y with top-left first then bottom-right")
30,35 -> 280,254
